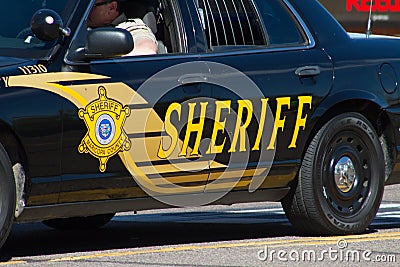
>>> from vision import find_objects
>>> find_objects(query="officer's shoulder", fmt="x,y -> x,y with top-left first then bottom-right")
125,18 -> 145,25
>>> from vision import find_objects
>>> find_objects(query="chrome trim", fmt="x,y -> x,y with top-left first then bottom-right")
197,45 -> 316,58
282,0 -> 316,49
334,156 -> 356,193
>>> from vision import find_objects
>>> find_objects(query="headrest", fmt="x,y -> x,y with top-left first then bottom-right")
142,12 -> 157,33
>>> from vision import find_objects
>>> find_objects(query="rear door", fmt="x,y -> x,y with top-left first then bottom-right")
192,0 -> 334,193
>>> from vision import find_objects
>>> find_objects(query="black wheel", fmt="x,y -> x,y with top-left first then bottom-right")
0,143 -> 16,248
42,213 -> 115,230
282,112 -> 384,235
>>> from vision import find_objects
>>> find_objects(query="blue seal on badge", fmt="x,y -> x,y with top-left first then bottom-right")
95,114 -> 116,145
99,119 -> 112,140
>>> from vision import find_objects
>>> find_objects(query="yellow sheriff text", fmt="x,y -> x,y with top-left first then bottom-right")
158,96 -> 312,159
88,100 -> 122,118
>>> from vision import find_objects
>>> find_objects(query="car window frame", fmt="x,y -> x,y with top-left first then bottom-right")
262,0 -> 315,49
255,0 -> 310,48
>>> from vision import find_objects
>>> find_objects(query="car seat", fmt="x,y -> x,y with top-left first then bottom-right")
142,11 -> 168,53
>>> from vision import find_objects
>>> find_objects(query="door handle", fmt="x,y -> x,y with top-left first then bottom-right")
295,66 -> 321,77
178,73 -> 208,85
178,73 -> 208,94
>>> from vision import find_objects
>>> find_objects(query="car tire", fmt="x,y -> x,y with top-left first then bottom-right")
282,112 -> 384,235
0,143 -> 16,248
42,213 -> 115,230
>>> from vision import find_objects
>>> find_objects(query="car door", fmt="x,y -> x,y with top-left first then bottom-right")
59,0 -> 213,203
192,0 -> 334,193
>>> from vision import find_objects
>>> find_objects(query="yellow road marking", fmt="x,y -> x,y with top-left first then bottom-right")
0,261 -> 26,265
48,231 -> 400,262
2,231 -> 400,264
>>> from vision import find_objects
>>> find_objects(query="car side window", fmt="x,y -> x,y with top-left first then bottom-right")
255,0 -> 307,47
197,0 -> 266,51
66,0 -> 185,63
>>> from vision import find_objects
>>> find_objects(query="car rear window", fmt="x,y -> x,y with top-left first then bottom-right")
255,0 -> 307,46
196,0 -> 307,50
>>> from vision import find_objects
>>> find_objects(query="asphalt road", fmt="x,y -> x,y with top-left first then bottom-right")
1,184 -> 400,266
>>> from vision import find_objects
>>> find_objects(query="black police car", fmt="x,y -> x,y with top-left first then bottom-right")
0,0 -> 400,248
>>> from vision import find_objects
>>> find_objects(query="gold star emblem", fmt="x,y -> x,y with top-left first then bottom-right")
78,86 -> 131,172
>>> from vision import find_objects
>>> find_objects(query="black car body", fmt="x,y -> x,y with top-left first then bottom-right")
0,0 -> 400,247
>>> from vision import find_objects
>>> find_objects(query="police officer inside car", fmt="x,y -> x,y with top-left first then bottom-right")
87,0 -> 158,56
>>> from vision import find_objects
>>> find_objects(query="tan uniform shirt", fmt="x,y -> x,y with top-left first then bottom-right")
111,13 -> 157,56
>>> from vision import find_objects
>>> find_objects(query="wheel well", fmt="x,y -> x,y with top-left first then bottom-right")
310,99 -> 396,181
0,122 -> 29,196
0,124 -> 27,166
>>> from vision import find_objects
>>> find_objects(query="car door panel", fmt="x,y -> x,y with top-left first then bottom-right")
60,55 -> 213,202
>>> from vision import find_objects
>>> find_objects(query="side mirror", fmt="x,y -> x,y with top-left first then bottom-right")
85,28 -> 134,59
30,9 -> 70,41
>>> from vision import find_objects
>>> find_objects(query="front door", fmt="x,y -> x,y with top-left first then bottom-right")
59,0 -> 213,204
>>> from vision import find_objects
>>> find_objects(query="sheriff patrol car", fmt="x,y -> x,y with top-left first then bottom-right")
1,0 -> 400,249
